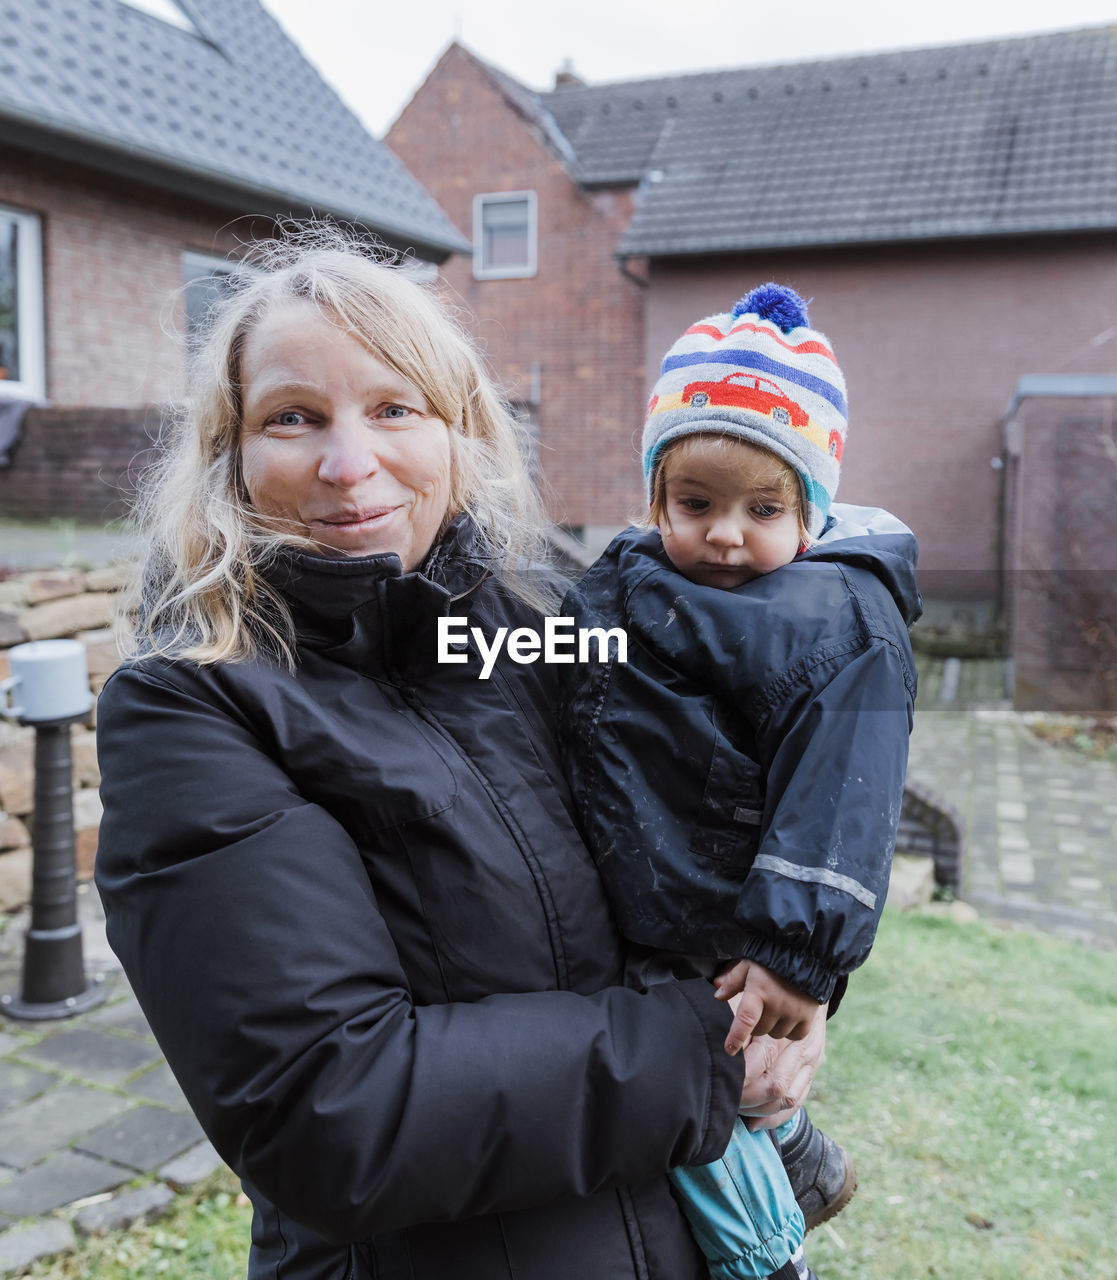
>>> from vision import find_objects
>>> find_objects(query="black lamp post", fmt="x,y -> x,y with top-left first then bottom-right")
1,640 -> 106,1020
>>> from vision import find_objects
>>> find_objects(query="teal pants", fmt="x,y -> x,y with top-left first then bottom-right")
669,1117 -> 805,1280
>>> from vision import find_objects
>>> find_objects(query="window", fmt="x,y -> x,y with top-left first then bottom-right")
183,251 -> 239,347
119,0 -> 199,34
399,256 -> 439,284
473,192 -> 537,280
508,399 -> 540,479
0,204 -> 45,400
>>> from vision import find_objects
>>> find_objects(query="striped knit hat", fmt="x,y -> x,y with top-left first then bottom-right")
641,283 -> 848,537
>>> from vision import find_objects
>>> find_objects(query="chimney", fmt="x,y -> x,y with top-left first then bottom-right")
554,58 -> 586,90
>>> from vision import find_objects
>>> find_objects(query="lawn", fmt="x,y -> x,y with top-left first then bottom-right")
23,908 -> 1117,1279
808,908 -> 1117,1280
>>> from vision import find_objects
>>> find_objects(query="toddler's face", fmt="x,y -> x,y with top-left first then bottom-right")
658,449 -> 802,589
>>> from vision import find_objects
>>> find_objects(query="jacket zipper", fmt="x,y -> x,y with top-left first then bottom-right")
393,680 -> 570,991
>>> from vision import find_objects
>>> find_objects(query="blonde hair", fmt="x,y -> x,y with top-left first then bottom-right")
645,433 -> 811,544
127,226 -> 559,668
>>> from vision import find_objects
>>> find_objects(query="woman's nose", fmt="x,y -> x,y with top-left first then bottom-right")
317,420 -> 381,489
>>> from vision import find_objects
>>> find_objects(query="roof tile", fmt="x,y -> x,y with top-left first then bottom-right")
0,0 -> 466,255
538,25 -> 1117,254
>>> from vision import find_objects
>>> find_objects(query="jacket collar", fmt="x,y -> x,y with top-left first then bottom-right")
264,516 -> 494,664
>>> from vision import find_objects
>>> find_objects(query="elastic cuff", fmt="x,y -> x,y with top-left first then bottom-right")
734,935 -> 840,1005
670,978 -> 747,1165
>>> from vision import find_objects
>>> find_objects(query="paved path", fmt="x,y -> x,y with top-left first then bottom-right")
909,703 -> 1117,949
907,655 -> 1117,951
0,888 -> 227,1275
0,661 -> 1113,1273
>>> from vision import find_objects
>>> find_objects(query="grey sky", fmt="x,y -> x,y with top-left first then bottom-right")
260,0 -> 1117,136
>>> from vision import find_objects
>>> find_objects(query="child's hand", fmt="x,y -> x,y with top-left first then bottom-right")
714,959 -> 819,1055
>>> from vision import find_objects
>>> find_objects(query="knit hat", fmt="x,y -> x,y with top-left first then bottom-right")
641,283 -> 848,537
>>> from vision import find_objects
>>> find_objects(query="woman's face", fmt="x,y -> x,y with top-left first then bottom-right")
239,301 -> 454,568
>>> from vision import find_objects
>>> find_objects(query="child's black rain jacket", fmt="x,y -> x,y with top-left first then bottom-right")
561,504 -> 921,1006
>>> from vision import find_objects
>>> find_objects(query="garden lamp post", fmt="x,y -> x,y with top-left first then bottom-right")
0,639 -> 105,1019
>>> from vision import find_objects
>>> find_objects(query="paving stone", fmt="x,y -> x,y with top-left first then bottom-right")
0,1033 -> 23,1057
0,1218 -> 75,1275
998,831 -> 1031,850
20,1026 -> 161,1085
74,1180 -> 175,1236
0,1060 -> 56,1111
0,1084 -> 134,1169
88,996 -> 157,1040
159,1139 -> 225,1189
124,1061 -> 189,1109
0,1151 -> 130,1217
995,800 -> 1027,821
1000,853 -> 1036,885
76,1105 -> 205,1173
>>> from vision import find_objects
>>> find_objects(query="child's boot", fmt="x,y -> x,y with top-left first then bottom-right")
778,1109 -> 857,1231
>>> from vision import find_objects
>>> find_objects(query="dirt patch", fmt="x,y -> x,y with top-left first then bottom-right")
1024,714 -> 1117,762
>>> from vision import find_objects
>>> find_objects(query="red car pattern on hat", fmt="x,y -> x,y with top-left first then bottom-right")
682,373 -> 809,428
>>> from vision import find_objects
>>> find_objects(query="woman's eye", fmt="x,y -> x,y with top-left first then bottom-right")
381,404 -> 412,420
268,410 -> 308,430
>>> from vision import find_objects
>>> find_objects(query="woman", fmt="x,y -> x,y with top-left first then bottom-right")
95,231 -> 826,1280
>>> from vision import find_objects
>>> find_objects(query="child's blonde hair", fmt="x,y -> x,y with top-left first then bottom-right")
126,225 -> 559,669
645,433 -> 811,545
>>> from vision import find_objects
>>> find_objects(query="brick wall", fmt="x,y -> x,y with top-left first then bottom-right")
0,141 -> 250,407
0,406 -> 157,522
388,47 -> 648,528
644,237 -> 1117,584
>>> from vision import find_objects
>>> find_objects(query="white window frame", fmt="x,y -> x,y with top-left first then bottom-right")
473,191 -> 538,281
118,0 -> 199,34
0,203 -> 45,401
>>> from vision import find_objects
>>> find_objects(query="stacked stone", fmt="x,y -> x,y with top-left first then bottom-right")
0,566 -> 131,911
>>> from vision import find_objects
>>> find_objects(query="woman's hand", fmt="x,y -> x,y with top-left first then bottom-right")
735,1001 -> 827,1132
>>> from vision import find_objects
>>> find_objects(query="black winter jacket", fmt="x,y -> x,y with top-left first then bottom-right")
561,505 -> 921,1006
95,522 -> 744,1280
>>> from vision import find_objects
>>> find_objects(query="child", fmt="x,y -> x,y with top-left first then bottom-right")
561,284 -> 920,1280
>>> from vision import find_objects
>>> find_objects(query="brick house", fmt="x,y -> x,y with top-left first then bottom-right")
387,43 -> 650,550
389,30 -> 1117,632
0,0 -> 466,521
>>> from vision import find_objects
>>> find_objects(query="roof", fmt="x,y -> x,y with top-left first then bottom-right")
0,0 -> 467,258
536,25 -> 1117,256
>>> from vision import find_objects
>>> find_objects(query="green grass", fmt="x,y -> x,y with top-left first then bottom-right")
20,910 -> 1117,1279
25,1169 -> 249,1279
807,908 -> 1117,1280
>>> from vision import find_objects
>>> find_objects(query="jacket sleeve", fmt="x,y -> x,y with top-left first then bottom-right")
735,637 -> 914,1002
94,663 -> 742,1245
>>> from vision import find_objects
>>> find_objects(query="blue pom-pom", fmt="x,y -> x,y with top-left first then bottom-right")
732,283 -> 810,333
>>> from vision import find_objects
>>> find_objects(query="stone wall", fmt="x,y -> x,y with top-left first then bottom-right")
0,566 -> 129,910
